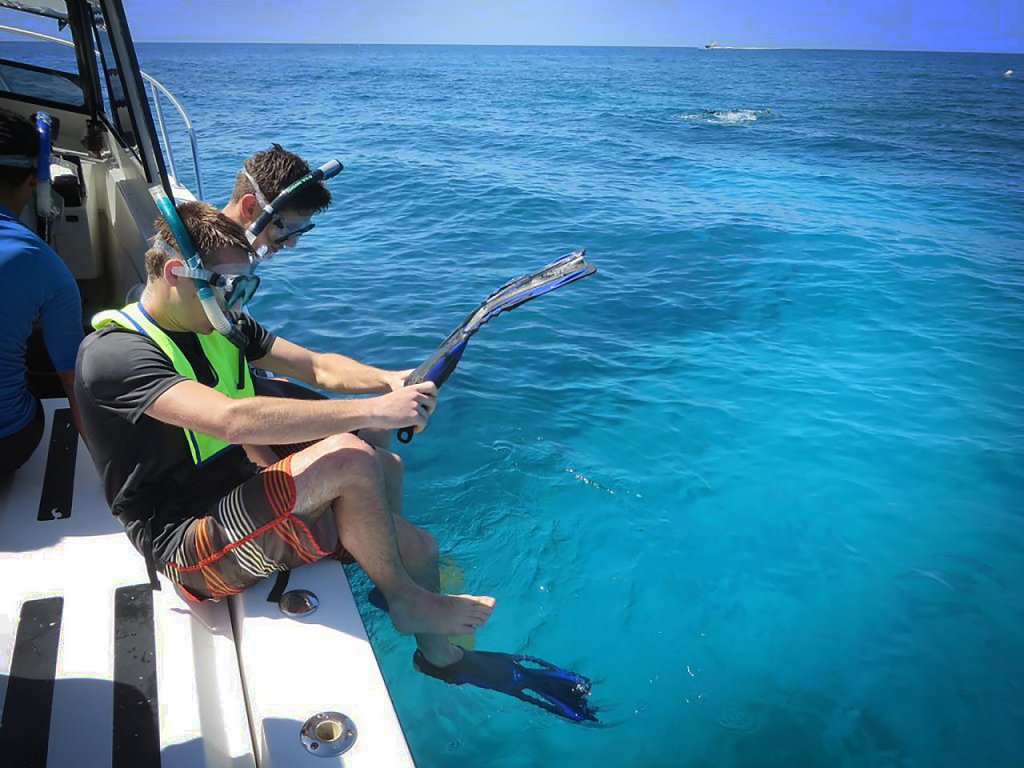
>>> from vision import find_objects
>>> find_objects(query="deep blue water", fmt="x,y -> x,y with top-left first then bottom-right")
25,39 -> 1024,766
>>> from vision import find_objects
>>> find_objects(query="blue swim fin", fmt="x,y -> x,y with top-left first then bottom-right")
397,249 -> 597,443
413,648 -> 598,723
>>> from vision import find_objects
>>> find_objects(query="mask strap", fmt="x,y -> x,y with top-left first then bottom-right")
151,237 -> 190,262
0,155 -> 37,168
170,264 -> 211,281
155,238 -> 255,280
240,169 -> 275,264
153,238 -> 210,280
241,167 -> 272,210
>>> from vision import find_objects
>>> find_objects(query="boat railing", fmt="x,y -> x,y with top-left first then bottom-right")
0,23 -> 204,199
142,72 -> 202,199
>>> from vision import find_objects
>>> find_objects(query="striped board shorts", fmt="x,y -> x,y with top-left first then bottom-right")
161,453 -> 352,602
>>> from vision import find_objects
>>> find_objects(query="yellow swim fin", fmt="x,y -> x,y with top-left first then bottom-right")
440,555 -> 475,649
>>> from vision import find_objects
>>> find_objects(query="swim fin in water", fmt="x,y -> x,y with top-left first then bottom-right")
368,589 -> 596,721
413,648 -> 598,723
398,249 -> 596,443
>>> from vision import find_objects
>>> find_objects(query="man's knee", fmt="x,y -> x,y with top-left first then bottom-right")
319,433 -> 380,483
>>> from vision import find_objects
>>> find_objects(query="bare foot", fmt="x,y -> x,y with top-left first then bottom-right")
390,591 -> 496,636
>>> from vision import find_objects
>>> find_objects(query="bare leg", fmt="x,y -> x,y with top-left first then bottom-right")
377,448 -> 404,517
244,444 -> 279,467
248,429 -> 405,518
287,434 -> 495,636
393,515 -> 462,666
355,429 -> 404,517
360,432 -> 456,663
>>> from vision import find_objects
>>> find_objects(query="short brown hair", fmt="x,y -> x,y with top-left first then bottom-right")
145,201 -> 253,280
229,143 -> 332,214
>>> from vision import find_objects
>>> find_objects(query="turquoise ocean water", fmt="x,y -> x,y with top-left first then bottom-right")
38,41 -> 1024,766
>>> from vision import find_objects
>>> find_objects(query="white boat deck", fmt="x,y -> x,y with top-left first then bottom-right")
0,399 -> 415,767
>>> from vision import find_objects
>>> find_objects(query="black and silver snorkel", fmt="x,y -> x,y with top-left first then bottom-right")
245,158 -> 343,259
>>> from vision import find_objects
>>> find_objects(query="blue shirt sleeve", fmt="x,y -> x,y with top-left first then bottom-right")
38,247 -> 84,371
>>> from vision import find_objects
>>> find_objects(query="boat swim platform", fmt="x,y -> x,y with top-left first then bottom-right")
0,399 -> 415,767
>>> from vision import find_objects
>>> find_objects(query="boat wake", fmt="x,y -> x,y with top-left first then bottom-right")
680,108 -> 772,125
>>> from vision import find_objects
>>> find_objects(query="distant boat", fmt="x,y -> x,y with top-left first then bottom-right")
702,41 -> 775,50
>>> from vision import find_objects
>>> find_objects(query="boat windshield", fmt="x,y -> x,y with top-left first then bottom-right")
0,1 -> 70,21
1,0 -> 147,159
0,1 -> 84,108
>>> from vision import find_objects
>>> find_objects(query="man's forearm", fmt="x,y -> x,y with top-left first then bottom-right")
223,395 -> 378,445
313,352 -> 392,394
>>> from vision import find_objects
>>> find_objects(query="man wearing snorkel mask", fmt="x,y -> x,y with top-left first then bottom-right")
222,145 -> 413,513
211,150 -> 597,719
76,202 -> 495,654
222,144 -> 328,262
222,145 -> 318,258
222,144 -> 411,394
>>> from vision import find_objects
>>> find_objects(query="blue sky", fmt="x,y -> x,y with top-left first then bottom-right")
122,0 -> 1023,53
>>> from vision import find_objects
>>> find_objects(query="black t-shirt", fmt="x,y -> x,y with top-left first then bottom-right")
75,311 -> 276,563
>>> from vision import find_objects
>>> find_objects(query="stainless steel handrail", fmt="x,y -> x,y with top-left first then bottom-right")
0,23 -> 204,199
141,73 -> 203,199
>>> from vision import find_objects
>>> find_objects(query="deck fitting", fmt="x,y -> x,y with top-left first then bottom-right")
300,711 -> 357,758
278,589 -> 319,618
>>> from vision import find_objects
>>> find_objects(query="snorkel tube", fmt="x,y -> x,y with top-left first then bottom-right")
34,112 -> 53,241
149,185 -> 246,348
246,158 -> 344,248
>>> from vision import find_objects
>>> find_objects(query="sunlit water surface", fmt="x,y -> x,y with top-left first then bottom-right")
74,43 -> 1024,766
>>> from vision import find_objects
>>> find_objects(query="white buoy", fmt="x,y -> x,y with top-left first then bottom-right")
1004,69 -> 1014,77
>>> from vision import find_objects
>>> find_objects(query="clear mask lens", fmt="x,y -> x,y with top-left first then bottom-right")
273,217 -> 315,245
170,260 -> 260,310
213,272 -> 260,310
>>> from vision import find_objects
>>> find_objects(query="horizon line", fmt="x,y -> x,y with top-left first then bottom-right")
123,41 -> 1024,55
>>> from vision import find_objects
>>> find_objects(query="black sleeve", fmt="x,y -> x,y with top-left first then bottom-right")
76,328 -> 186,424
229,311 -> 277,362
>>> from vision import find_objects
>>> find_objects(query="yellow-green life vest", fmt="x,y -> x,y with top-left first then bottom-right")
91,301 -> 254,465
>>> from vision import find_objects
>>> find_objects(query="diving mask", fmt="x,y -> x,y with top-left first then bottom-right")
241,168 -> 316,250
156,240 -> 261,310
178,266 -> 260,311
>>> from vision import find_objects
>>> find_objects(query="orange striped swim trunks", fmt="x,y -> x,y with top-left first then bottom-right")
161,454 -> 352,601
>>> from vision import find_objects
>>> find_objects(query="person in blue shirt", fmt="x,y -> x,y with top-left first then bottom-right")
0,107 -> 85,474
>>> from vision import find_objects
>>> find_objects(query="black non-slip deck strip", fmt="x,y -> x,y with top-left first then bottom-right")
36,407 -> 77,521
0,596 -> 64,768
112,584 -> 160,768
